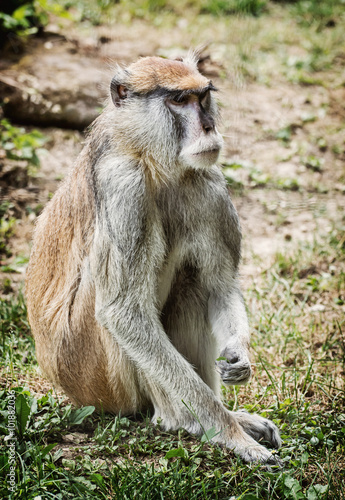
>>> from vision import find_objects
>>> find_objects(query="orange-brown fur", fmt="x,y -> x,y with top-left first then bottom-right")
26,146 -> 148,412
125,56 -> 209,93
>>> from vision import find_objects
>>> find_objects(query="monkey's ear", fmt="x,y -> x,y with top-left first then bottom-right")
110,77 -> 129,107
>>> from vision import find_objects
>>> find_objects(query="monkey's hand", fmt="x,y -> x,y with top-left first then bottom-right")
231,410 -> 282,450
215,347 -> 252,386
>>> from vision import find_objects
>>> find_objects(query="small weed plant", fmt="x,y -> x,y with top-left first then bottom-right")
0,119 -> 47,172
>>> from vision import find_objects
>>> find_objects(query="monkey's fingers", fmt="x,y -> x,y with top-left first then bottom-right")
215,358 -> 251,385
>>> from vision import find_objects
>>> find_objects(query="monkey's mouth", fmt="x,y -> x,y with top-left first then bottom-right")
193,147 -> 220,156
181,139 -> 223,168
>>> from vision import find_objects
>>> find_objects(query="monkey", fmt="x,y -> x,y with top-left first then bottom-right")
25,54 -> 281,464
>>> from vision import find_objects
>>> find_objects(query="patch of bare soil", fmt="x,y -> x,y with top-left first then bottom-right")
0,371 -> 66,401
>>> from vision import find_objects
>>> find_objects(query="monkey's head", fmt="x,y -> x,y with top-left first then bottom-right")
109,55 -> 223,173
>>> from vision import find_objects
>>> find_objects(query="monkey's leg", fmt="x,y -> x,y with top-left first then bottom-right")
209,286 -> 281,452
35,274 -> 149,415
161,266 -> 219,396
36,320 -> 148,415
93,275 -> 278,463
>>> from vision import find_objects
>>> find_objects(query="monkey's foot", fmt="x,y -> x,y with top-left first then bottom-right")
231,410 -> 282,450
220,432 -> 282,466
151,411 -> 203,436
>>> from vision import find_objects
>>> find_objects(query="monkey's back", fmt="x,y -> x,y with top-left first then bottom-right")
26,148 -> 95,335
25,148 -> 148,412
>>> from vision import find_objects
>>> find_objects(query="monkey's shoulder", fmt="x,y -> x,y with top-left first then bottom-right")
92,160 -> 240,249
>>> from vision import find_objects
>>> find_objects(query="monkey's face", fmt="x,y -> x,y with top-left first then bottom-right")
165,89 -> 223,170
109,56 -> 223,172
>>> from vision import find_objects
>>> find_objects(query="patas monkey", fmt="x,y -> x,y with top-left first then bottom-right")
26,54 -> 281,464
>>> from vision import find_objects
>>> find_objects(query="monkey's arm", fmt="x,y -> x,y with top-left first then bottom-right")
202,184 -> 253,386
208,276 -> 281,451
91,237 -> 278,463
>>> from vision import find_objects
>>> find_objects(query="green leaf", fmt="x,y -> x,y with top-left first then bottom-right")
276,125 -> 292,143
0,13 -> 19,29
62,458 -> 76,470
52,448 -> 63,463
72,475 -> 97,490
201,426 -> 219,443
40,443 -> 57,458
284,475 -> 305,500
89,473 -> 105,487
15,393 -> 31,436
12,5 -> 34,27
165,447 -> 187,459
68,406 -> 95,425
307,484 -> 328,500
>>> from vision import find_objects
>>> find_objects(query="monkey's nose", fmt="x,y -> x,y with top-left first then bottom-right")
200,113 -> 215,134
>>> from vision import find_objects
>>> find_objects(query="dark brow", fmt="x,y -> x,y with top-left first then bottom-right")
169,82 -> 218,100
144,82 -> 218,100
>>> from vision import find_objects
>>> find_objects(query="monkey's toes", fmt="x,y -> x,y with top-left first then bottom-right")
233,410 -> 282,450
263,453 -> 284,469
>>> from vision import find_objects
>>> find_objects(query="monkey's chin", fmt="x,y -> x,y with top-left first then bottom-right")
181,148 -> 221,170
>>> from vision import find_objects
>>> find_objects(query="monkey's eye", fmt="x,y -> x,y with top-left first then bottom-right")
169,94 -> 189,106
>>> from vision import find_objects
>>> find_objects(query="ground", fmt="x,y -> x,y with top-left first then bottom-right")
0,2 -> 344,499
